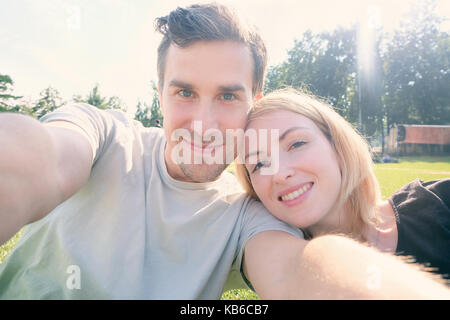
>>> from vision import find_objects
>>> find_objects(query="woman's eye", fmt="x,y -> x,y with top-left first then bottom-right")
252,160 -> 269,173
178,89 -> 193,98
289,141 -> 306,150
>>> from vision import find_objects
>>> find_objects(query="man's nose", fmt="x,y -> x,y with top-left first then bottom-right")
189,99 -> 219,138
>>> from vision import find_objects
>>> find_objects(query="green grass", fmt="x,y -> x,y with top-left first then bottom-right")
1,156 -> 449,299
374,156 -> 450,199
0,229 -> 23,264
221,288 -> 259,300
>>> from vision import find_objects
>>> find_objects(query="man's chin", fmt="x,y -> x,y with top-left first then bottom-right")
179,163 -> 228,183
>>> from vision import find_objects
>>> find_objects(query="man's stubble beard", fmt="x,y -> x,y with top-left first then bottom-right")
178,144 -> 236,183
179,162 -> 229,183
167,131 -> 239,183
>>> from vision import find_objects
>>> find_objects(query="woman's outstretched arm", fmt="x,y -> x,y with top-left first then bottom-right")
244,231 -> 449,299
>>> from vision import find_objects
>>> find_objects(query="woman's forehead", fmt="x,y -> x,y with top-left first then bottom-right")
247,109 -> 317,130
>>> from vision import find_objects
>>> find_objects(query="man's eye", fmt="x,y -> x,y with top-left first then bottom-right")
222,93 -> 235,101
178,89 -> 192,98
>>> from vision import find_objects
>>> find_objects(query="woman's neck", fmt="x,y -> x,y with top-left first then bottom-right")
306,203 -> 353,238
362,200 -> 398,253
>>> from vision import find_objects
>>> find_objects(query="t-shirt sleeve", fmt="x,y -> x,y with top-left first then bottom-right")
226,196 -> 304,291
388,178 -> 450,280
39,103 -> 116,165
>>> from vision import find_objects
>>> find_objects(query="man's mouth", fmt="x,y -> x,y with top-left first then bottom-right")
181,137 -> 222,154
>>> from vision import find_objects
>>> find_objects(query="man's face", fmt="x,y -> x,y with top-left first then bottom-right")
159,41 -> 256,183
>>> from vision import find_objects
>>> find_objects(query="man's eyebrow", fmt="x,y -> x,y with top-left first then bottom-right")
218,84 -> 246,92
168,80 -> 194,90
167,81 -> 245,93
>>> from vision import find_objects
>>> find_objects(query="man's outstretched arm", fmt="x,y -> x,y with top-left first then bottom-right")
243,230 -> 449,299
0,113 -> 93,245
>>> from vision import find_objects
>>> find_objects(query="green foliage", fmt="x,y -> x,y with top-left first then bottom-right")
73,84 -> 126,111
265,27 -> 358,119
0,73 -> 23,113
265,0 -> 449,150
0,73 -> 166,131
382,0 -> 450,127
32,86 -> 64,119
134,100 -> 152,127
134,81 -> 163,128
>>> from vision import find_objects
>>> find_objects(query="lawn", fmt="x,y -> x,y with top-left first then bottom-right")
374,156 -> 450,199
1,156 -> 449,300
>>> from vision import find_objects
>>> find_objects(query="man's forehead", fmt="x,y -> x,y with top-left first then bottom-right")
163,41 -> 254,90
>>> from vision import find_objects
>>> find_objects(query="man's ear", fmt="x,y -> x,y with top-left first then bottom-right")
254,91 -> 263,102
158,84 -> 165,115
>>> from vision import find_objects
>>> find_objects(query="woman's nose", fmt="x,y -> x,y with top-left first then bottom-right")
272,158 -> 295,184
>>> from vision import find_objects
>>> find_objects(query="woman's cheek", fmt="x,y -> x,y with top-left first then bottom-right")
252,175 -> 270,202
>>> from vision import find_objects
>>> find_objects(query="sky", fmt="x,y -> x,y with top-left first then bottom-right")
1,0 -> 449,115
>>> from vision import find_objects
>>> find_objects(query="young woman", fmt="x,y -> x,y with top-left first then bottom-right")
236,88 -> 450,281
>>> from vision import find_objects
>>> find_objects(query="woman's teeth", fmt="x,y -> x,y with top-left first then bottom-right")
280,183 -> 313,201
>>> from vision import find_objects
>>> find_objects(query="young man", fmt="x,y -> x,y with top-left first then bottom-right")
0,3 -> 448,299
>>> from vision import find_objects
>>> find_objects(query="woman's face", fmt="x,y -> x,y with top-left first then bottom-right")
244,109 -> 342,229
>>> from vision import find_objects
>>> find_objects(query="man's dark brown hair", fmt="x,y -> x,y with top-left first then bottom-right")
155,3 -> 267,96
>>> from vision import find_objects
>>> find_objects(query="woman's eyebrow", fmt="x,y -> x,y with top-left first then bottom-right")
279,126 -> 311,142
244,126 -> 311,160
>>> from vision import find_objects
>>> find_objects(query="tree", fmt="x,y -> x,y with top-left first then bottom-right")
73,84 -> 126,111
264,27 -> 359,121
134,81 -> 163,127
149,81 -> 163,127
263,0 -> 450,152
134,100 -> 152,127
0,74 -> 23,113
32,86 -> 64,119
382,0 -> 450,127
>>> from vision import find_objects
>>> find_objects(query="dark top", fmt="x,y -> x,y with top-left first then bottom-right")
388,179 -> 450,281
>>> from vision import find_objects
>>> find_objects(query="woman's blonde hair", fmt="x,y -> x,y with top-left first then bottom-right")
235,88 -> 382,238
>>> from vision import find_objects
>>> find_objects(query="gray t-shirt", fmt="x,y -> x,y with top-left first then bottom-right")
0,103 -> 303,299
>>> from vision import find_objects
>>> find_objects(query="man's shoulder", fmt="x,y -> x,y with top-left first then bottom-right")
103,108 -> 165,144
215,171 -> 269,210
215,170 -> 247,203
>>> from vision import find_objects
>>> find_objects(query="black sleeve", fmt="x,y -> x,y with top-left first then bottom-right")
389,179 -> 450,281
421,179 -> 450,210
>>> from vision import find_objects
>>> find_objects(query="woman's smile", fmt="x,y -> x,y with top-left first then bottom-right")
278,182 -> 314,205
